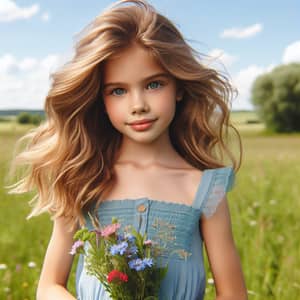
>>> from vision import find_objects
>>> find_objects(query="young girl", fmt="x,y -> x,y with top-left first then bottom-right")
7,0 -> 247,299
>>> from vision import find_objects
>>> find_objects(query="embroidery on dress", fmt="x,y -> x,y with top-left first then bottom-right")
151,217 -> 192,261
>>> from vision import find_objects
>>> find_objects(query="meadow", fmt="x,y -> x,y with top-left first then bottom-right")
0,112 -> 299,299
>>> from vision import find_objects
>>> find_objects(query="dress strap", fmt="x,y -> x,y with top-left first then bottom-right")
192,166 -> 235,217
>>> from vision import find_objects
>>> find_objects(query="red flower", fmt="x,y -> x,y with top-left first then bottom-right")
107,270 -> 128,283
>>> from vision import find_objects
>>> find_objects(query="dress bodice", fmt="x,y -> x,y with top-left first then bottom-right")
75,166 -> 235,300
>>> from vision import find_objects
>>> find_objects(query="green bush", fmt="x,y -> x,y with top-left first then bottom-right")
30,114 -> 43,125
17,112 -> 31,124
17,112 -> 43,125
251,63 -> 300,132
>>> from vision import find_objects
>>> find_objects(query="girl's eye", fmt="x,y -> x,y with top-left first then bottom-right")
108,81 -> 164,96
111,88 -> 125,96
147,81 -> 163,90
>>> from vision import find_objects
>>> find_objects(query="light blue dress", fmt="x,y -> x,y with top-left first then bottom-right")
76,166 -> 235,300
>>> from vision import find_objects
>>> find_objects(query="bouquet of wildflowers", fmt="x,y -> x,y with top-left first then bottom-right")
70,214 -> 168,300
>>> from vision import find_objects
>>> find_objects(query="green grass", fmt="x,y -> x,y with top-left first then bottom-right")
205,134 -> 300,299
1,114 -> 300,299
230,110 -> 265,135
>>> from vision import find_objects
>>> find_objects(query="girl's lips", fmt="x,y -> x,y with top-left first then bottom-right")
128,118 -> 156,125
129,120 -> 156,131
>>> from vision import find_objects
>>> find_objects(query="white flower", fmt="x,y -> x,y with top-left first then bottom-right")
247,207 -> 254,215
293,282 -> 300,288
28,261 -> 36,268
0,264 -> 7,270
251,176 -> 257,182
277,235 -> 284,243
249,220 -> 257,226
247,289 -> 257,295
4,287 -> 10,293
269,199 -> 277,205
253,201 -> 260,208
207,278 -> 214,285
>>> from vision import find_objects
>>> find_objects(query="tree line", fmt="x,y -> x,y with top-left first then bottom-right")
16,112 -> 45,125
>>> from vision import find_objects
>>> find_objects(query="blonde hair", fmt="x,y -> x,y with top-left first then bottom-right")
6,0 -> 242,230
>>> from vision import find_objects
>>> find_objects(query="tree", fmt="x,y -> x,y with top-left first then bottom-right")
17,112 -> 43,125
17,112 -> 32,124
251,63 -> 300,132
30,114 -> 43,125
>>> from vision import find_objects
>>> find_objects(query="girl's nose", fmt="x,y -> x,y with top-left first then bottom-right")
130,90 -> 150,114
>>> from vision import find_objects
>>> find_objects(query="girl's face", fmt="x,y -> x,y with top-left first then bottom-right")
102,43 -> 182,145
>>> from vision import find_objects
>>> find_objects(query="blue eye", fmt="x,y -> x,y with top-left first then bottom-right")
148,81 -> 163,89
111,88 -> 125,96
109,81 -> 164,96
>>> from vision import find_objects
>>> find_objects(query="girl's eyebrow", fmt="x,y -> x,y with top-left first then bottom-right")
103,72 -> 170,89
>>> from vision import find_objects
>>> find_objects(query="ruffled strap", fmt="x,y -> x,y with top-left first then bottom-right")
192,166 -> 235,218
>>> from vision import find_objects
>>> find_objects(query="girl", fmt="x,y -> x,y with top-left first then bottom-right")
7,0 -> 247,299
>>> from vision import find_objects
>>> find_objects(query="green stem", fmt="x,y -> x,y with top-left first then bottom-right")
138,272 -> 145,300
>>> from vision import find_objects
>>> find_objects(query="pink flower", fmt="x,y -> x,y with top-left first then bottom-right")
101,223 -> 121,237
70,240 -> 84,255
144,239 -> 152,246
107,269 -> 128,283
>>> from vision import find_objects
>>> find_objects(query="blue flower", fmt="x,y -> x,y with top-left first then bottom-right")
128,258 -> 145,271
127,245 -> 138,258
125,233 -> 136,243
128,258 -> 154,271
129,245 -> 138,255
142,258 -> 153,268
110,241 -> 128,256
117,234 -> 124,242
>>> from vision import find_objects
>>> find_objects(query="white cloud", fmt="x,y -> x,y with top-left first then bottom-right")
41,11 -> 50,22
0,0 -> 39,22
220,23 -> 263,39
282,40 -> 300,64
0,53 -> 70,109
231,64 -> 274,110
205,48 -> 238,70
19,57 -> 38,71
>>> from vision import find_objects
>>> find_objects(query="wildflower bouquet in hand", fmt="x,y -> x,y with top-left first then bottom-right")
70,215 -> 168,300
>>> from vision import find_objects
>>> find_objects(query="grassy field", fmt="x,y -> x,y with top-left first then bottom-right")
1,112 -> 300,299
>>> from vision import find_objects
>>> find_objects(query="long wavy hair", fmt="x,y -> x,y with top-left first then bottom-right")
6,0 -> 242,230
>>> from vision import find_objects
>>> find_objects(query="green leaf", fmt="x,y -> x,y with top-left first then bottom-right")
73,227 -> 88,240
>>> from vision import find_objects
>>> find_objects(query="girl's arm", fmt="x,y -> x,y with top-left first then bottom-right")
36,216 -> 78,300
200,196 -> 248,300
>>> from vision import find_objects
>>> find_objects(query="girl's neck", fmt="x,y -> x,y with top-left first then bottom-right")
116,134 -> 185,169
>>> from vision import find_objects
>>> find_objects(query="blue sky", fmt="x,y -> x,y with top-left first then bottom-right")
1,0 -> 300,110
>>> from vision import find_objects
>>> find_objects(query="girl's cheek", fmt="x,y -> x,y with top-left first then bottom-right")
105,103 -> 125,122
103,97 -> 116,114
